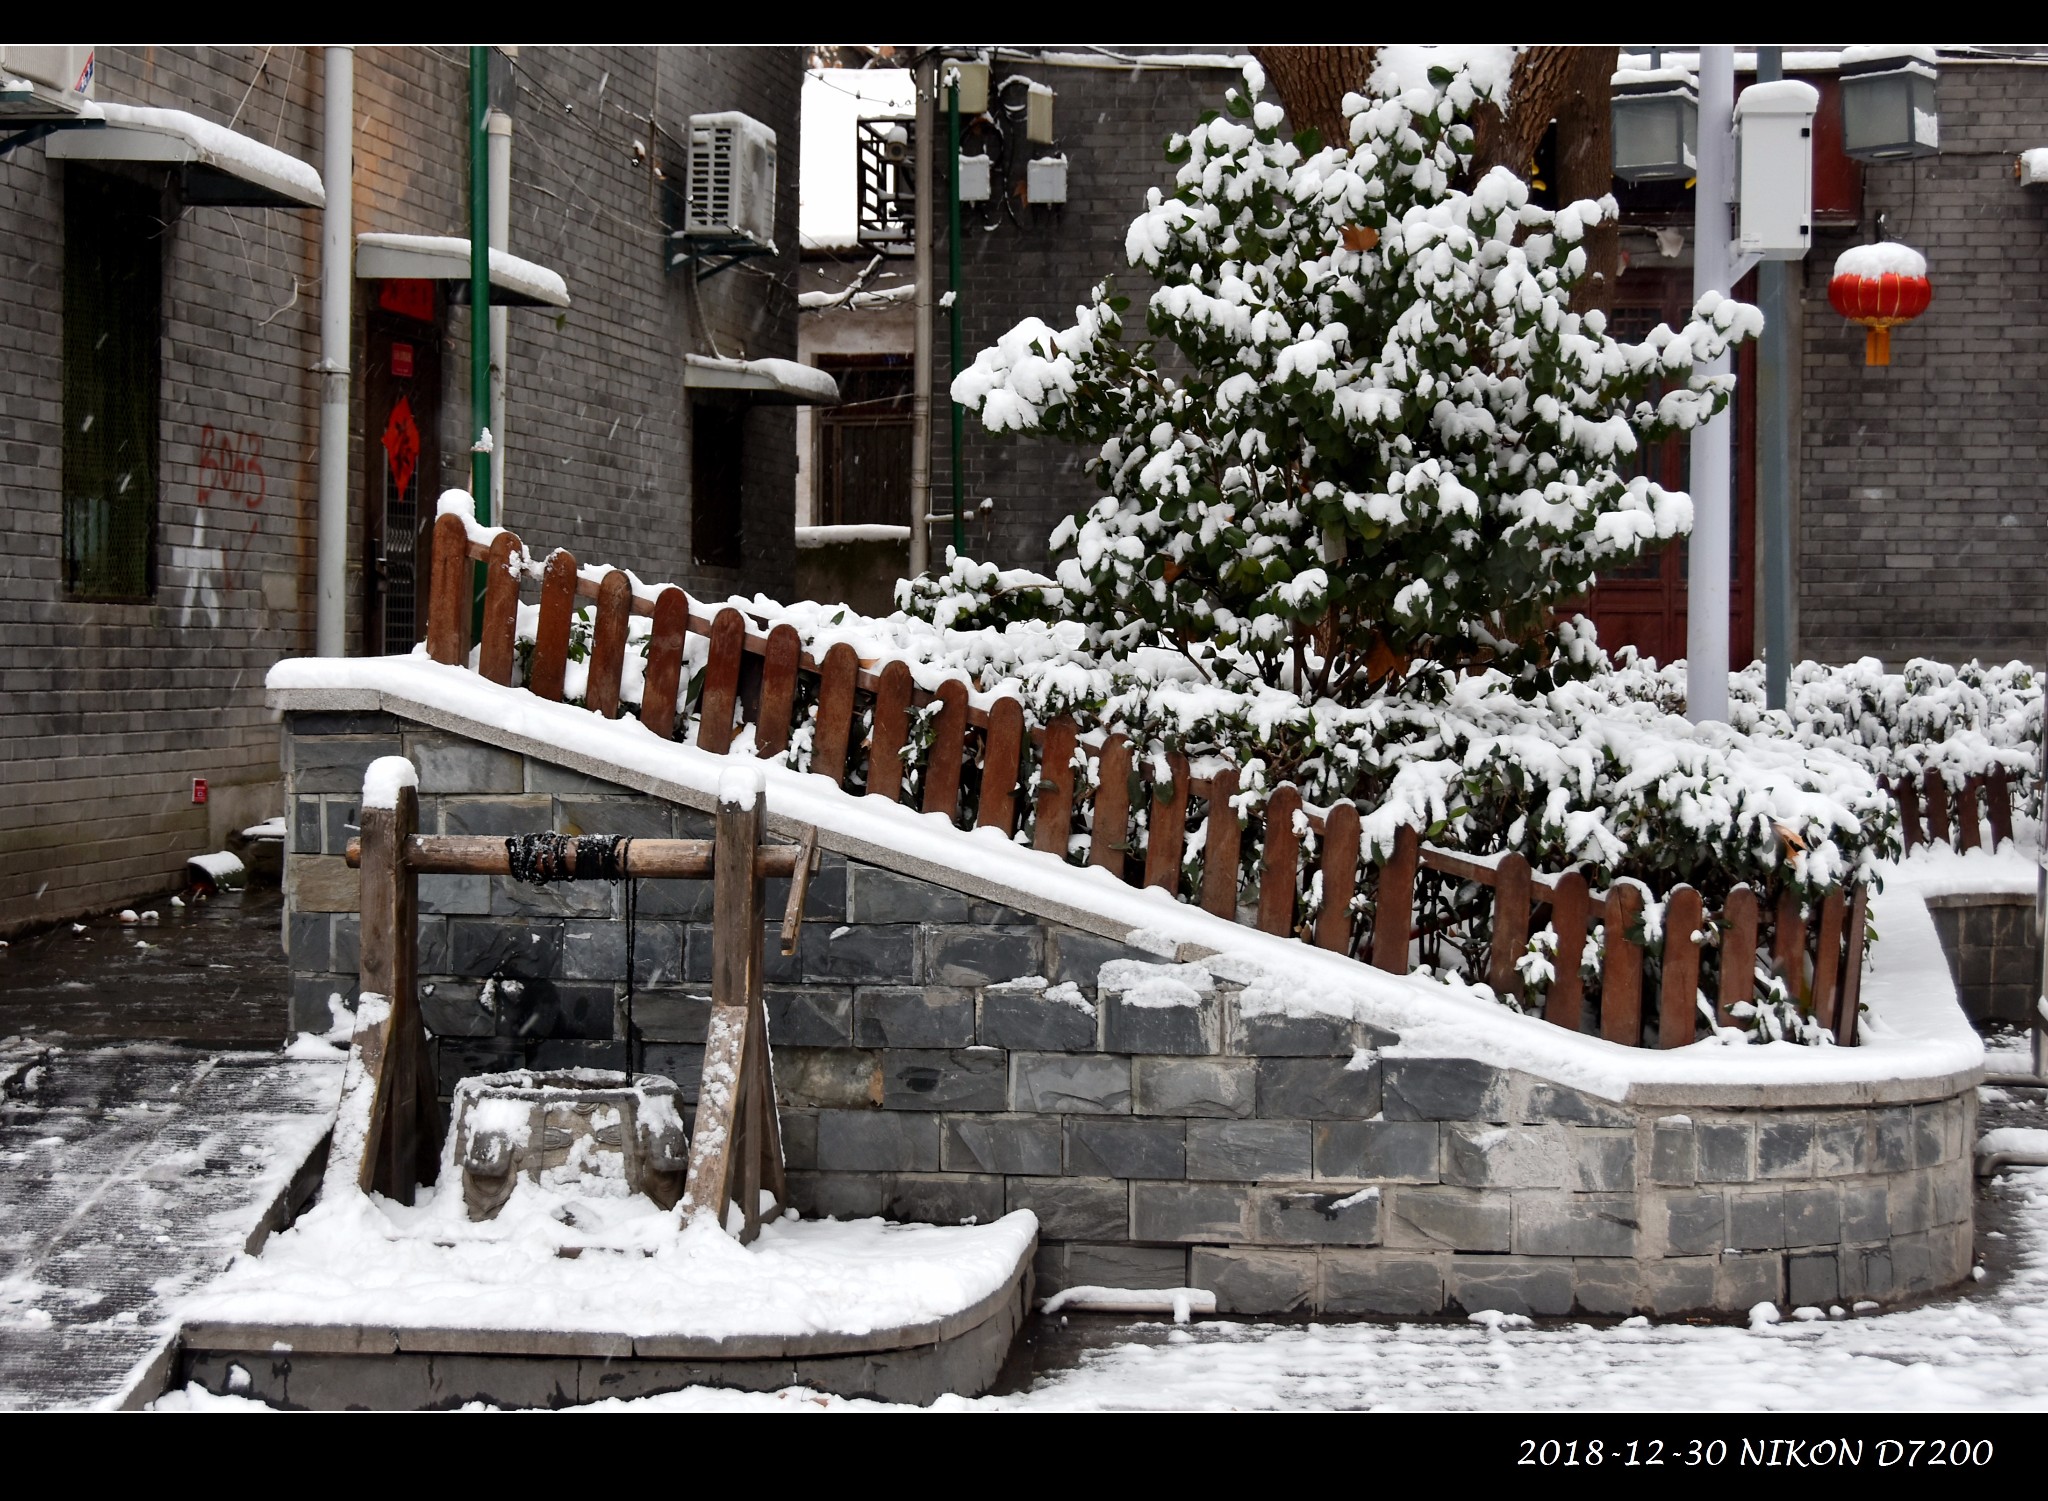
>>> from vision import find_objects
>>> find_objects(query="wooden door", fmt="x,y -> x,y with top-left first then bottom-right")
362,282 -> 443,657
1581,268 -> 1755,668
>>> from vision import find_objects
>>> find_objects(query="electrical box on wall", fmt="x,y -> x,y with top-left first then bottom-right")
943,59 -> 988,116
1733,80 -> 1819,260
958,153 -> 992,203
1025,82 -> 1055,144
1026,155 -> 1068,205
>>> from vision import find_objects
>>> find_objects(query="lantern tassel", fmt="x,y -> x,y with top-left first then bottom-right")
1865,325 -> 1891,367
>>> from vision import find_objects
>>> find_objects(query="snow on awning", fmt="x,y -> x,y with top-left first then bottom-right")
43,101 -> 324,209
354,233 -> 570,309
683,354 -> 839,406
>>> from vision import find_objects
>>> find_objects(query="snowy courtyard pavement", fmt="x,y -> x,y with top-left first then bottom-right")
0,1043 -> 339,1411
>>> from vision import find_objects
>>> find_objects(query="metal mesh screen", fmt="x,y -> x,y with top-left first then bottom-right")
63,169 -> 160,601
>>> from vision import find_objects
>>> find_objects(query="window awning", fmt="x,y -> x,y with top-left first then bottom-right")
355,233 -> 571,309
43,101 -> 324,209
682,354 -> 840,406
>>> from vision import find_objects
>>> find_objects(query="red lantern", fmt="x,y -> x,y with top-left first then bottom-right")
1828,243 -> 1931,367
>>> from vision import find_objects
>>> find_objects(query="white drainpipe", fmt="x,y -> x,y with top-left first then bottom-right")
315,45 -> 353,656
487,107 -> 511,524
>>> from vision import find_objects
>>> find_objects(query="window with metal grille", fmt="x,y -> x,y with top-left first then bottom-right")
692,401 -> 744,569
63,168 -> 161,601
815,355 -> 912,527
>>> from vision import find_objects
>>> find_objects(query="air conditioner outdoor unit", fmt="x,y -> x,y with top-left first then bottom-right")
683,111 -> 777,248
0,44 -> 96,120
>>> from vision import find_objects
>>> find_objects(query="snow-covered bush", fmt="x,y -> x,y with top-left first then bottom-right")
948,53 -> 1759,705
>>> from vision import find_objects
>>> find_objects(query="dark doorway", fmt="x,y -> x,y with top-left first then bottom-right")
362,282 -> 443,656
815,354 -> 913,527
1580,267 -> 1755,668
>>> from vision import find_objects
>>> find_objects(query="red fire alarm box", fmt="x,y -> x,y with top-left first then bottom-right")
192,778 -> 208,805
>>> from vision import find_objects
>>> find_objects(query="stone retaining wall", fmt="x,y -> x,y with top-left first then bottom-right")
281,710 -> 1977,1317
1926,892 -> 2040,1027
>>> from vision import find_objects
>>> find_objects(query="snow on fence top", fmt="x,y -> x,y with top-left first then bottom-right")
273,504 -> 2031,1060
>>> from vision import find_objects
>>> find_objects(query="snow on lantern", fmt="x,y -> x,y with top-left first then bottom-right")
1828,241 -> 1931,367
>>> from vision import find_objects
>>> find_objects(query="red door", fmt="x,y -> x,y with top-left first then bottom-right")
1581,268 -> 1755,668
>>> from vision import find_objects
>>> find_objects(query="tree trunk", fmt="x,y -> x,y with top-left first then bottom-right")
1472,46 -> 1620,314
1250,46 -> 1378,147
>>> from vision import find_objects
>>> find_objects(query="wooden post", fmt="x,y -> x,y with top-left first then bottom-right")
426,512 -> 471,666
1371,824 -> 1419,972
1199,767 -> 1241,920
1810,886 -> 1847,1031
528,549 -> 578,702
1894,776 -> 1924,852
682,774 -> 777,1239
696,608 -> 746,754
866,660 -> 914,802
1143,752 -> 1190,894
1601,880 -> 1645,1046
1922,768 -> 1952,849
478,531 -> 524,685
1988,767 -> 2015,850
977,695 -> 1025,835
1719,882 -> 1760,1027
1486,853 -> 1533,1000
1090,734 -> 1133,877
755,624 -> 803,760
1658,884 -> 1703,1048
923,679 -> 969,819
1775,889 -> 1808,1006
1958,774 -> 1985,853
809,642 -> 860,786
354,772 -> 434,1202
1257,783 -> 1303,936
1543,871 -> 1590,1031
584,569 -> 634,719
1032,717 -> 1078,856
1315,800 -> 1361,954
639,587 -> 690,740
1835,884 -> 1869,1046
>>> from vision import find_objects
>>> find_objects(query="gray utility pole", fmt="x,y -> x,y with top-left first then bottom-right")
1686,44 -> 1737,724
1755,46 -> 1796,711
908,53 -> 935,582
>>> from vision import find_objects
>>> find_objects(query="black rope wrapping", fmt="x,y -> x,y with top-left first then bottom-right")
501,832 -> 640,1073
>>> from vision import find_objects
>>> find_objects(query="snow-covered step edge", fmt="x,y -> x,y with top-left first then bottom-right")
267,654 -> 1985,1109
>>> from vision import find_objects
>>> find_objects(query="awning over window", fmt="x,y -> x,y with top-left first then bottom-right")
355,233 -> 571,309
683,354 -> 840,406
43,101 -> 324,209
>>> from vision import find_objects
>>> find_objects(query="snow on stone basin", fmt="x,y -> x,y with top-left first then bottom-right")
179,1179 -> 1036,1343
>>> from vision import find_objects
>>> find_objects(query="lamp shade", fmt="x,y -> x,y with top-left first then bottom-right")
1612,68 -> 1699,182
1839,46 -> 1940,161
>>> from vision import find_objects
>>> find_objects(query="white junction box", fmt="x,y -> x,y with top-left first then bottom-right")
1025,81 -> 1055,144
1733,79 -> 1819,260
943,58 -> 988,116
683,111 -> 777,247
1026,154 -> 1068,205
0,44 -> 96,119
957,152 -> 992,203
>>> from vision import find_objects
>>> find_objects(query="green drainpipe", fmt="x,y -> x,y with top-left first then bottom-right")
947,75 -> 965,559
469,46 -> 492,630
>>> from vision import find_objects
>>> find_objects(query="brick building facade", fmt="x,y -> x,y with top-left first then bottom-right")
0,45 -> 805,934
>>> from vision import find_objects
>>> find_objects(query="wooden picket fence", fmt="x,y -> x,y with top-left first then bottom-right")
1890,765 -> 2018,853
421,511 -> 1869,1049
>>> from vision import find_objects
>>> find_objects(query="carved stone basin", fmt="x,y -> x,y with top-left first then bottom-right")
449,1068 -> 688,1220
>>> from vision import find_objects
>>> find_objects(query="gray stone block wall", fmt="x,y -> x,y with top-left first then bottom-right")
1926,893 -> 2039,1026
283,711 -> 1981,1318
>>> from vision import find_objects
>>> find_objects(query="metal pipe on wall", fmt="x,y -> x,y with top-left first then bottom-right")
1686,44 -> 1735,724
908,53 -> 934,581
1755,47 -> 1796,711
315,45 -> 353,657
487,108 -> 511,525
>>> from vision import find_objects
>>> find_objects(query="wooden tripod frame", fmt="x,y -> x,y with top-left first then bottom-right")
338,764 -> 816,1245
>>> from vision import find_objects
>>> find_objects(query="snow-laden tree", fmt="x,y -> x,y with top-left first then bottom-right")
949,50 -> 1761,706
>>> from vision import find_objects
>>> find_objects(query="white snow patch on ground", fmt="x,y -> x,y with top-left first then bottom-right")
179,1180 -> 1036,1343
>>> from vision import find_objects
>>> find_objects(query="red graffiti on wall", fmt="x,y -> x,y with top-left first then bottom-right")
196,425 -> 268,591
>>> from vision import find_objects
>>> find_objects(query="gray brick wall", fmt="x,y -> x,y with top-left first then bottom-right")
929,53 -> 1245,571
0,46 -> 801,933
1927,892 -> 2040,1025
281,708 -> 1979,1318
1800,63 -> 2048,666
